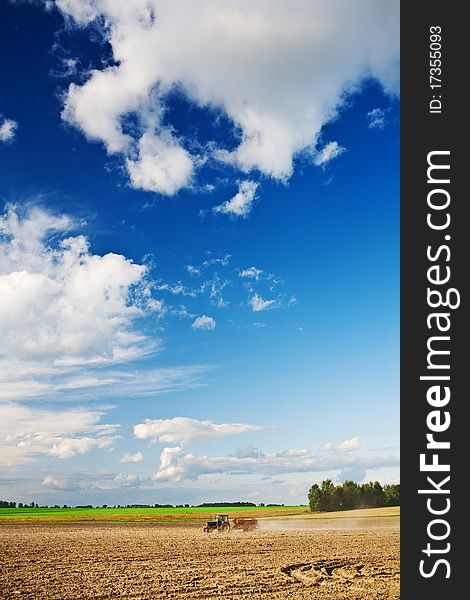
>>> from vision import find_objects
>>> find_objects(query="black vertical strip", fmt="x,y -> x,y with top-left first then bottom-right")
401,3 -> 465,597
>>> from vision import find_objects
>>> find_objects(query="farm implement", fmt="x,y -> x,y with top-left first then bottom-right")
203,513 -> 258,533
232,517 -> 258,532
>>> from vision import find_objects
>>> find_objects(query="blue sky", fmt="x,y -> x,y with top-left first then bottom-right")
0,1 -> 399,505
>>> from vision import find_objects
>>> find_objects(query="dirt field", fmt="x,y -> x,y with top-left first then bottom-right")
0,519 -> 399,599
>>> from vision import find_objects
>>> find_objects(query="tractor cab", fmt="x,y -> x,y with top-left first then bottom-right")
203,512 -> 230,533
215,513 -> 229,525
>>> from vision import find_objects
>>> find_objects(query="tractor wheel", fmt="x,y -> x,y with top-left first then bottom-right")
219,522 -> 230,533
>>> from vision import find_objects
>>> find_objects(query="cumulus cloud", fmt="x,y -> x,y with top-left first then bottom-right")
153,445 -> 398,482
133,416 -> 263,445
0,205 -> 150,365
120,451 -> 144,463
366,107 -> 390,129
313,141 -> 346,167
51,0 -> 399,194
213,181 -> 258,218
320,436 -> 361,452
49,436 -> 115,459
126,131 -> 194,195
0,205 -> 216,420
0,118 -> 18,143
191,315 -> 216,331
250,293 -> 276,312
0,403 -> 118,467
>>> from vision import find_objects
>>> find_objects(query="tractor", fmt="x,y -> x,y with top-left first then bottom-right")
203,513 -> 230,533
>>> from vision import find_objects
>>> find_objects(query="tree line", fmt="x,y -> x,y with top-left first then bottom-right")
308,480 -> 399,512
0,500 -> 287,509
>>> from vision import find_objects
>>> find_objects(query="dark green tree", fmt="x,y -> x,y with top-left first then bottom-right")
318,479 -> 336,511
332,485 -> 345,510
307,483 -> 321,511
342,480 -> 360,510
383,484 -> 400,506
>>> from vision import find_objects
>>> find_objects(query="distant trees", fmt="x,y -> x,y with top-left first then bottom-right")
197,502 -> 257,507
383,483 -> 400,506
3,501 -> 42,508
308,480 -> 400,512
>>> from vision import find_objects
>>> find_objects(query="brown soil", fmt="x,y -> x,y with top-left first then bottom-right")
0,520 -> 399,599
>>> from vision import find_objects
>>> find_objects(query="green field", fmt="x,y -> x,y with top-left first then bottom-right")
0,505 -> 307,523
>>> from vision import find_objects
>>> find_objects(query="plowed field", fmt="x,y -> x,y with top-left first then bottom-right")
0,519 -> 399,599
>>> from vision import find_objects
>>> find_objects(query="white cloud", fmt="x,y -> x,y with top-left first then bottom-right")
0,362 -> 209,403
126,131 -> 194,195
233,445 -> 263,459
240,266 -> 263,280
0,206 -> 215,418
0,403 -> 118,467
250,293 -> 276,312
336,467 -> 367,483
0,205 -> 150,365
366,107 -> 390,129
112,473 -> 142,487
52,0 -> 399,194
156,281 -> 197,297
313,141 -> 346,167
49,436 -> 115,459
191,315 -> 216,331
146,298 -> 166,315
202,255 -> 231,269
213,181 -> 258,218
0,118 -> 18,143
43,475 -> 81,491
154,446 -> 186,481
120,451 -> 144,463
185,265 -> 201,276
41,470 -> 150,493
153,444 -> 399,482
158,255 -> 292,318
184,255 -> 230,278
320,436 -> 361,452
133,416 -> 263,445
